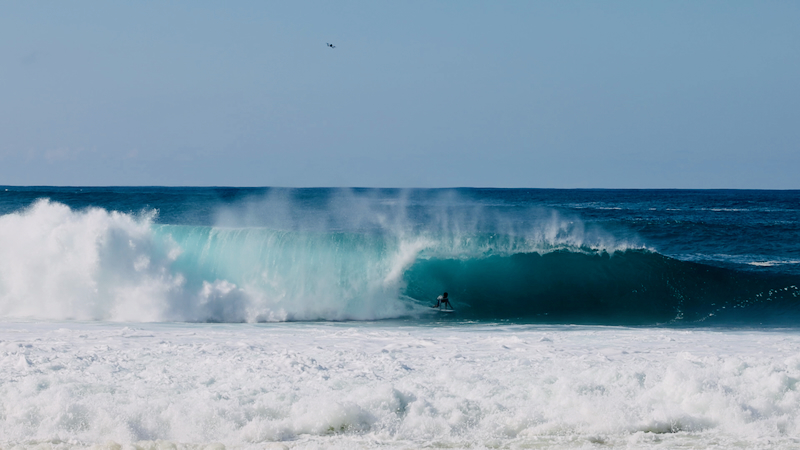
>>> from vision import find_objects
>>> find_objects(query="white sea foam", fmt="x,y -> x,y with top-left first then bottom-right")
675,252 -> 800,269
1,322 -> 799,449
749,260 -> 800,268
0,199 -> 180,321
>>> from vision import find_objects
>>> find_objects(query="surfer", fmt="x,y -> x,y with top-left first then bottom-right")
433,292 -> 452,310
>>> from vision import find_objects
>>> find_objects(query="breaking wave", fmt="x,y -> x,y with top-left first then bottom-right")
0,199 -> 797,325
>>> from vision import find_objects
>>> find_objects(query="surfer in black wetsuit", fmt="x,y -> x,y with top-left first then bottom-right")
433,292 -> 452,310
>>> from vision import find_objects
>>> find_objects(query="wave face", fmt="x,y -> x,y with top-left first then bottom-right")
0,189 -> 799,325
405,251 -> 800,324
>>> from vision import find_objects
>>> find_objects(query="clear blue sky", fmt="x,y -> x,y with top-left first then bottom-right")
1,1 -> 798,188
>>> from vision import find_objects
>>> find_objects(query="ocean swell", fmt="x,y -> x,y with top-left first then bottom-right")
0,199 -> 797,325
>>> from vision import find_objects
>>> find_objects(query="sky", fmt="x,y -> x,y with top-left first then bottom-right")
1,1 -> 798,188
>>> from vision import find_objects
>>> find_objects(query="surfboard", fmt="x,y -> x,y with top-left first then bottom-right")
431,307 -> 455,313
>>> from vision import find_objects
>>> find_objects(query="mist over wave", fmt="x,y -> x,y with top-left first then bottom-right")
0,191 -> 797,325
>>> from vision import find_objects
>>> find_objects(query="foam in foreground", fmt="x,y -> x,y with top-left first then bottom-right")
2,322 -> 799,449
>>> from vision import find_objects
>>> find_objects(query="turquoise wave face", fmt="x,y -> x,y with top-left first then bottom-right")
158,224 -> 800,325
155,225 -> 412,322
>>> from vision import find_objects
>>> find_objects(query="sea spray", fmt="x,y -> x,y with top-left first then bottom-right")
0,199 -> 180,321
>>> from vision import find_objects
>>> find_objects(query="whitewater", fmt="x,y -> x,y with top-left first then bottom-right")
1,187 -> 799,448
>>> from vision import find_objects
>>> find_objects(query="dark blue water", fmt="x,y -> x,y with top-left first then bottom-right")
1,187 -> 798,325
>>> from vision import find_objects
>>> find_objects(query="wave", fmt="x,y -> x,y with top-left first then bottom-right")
0,199 -> 797,325
405,251 -> 800,324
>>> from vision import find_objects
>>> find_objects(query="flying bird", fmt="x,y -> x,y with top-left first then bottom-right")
327,43 -> 335,48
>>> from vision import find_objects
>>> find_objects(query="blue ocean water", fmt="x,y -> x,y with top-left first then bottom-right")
0,187 -> 798,325
4,187 -> 800,449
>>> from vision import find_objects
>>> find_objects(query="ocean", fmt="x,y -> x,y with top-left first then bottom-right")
1,187 -> 799,449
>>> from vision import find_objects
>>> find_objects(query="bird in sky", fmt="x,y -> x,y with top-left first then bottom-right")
327,43 -> 335,49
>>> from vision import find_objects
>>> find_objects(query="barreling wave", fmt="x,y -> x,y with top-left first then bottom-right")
405,251 -> 800,325
0,199 -> 798,325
